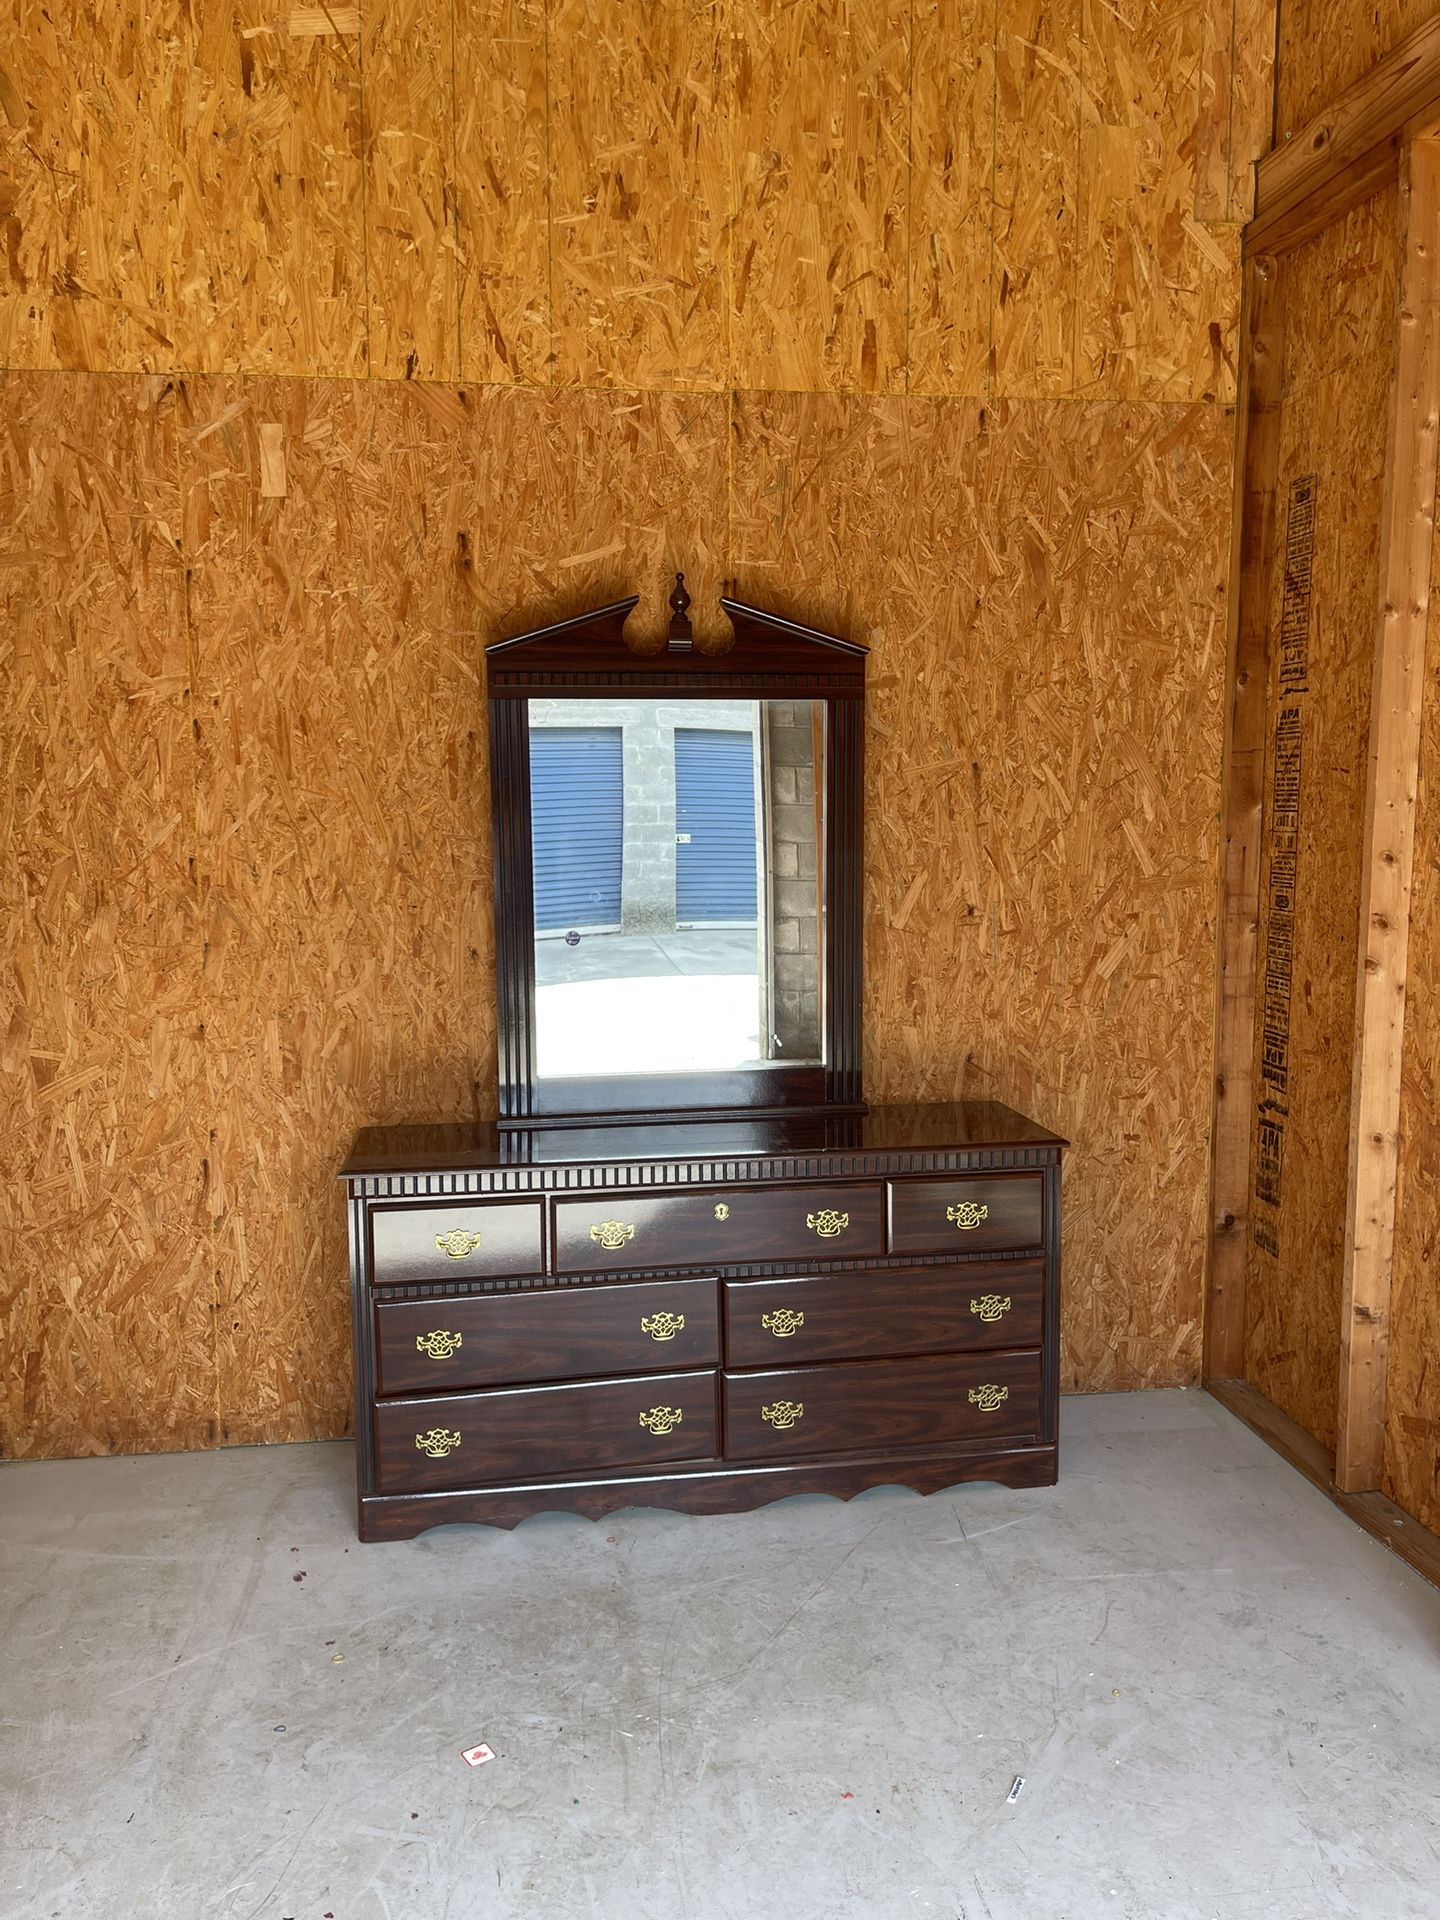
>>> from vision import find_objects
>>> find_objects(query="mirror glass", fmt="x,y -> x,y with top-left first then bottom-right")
528,697 -> 825,1080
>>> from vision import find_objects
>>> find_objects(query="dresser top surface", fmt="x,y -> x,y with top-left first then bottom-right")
339,1100 -> 1065,1179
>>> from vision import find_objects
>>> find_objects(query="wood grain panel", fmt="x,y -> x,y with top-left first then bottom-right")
908,0 -> 995,396
1077,0 -> 1238,402
0,0 -> 183,370
363,0 -> 458,381
731,388 -> 1232,1392
724,1261 -> 1046,1366
549,0 -> 727,390
375,1276 -> 719,1393
454,0 -> 550,385
731,0 -> 909,394
888,1173 -> 1044,1255
376,1368 -> 718,1489
723,1349 -> 1042,1459
992,0 -> 1080,397
171,0 -> 366,375
370,1198 -> 544,1284
553,1183 -> 885,1272
0,373 -> 213,1457
1242,189 -> 1397,1451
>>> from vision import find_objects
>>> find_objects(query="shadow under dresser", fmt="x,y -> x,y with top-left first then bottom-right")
339,1101 -> 1065,1539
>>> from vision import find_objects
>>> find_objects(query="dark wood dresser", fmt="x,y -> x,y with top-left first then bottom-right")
339,1101 -> 1064,1539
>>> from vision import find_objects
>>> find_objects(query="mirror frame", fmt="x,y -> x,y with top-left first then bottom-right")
484,585 -> 868,1129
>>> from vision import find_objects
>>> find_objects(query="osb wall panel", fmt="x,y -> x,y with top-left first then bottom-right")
731,391 -> 1232,1391
0,0 -> 1278,1454
454,0 -> 550,387
1,0 -> 1276,398
1386,493 -> 1440,1533
990,0 -> 1079,398
1275,0 -> 1437,137
0,374 -> 215,1455
908,2 -> 992,396
549,0 -> 728,391
172,2 -> 367,377
363,0 -> 458,381
1076,1 -> 1241,400
1242,189 -> 1397,1448
0,0 -> 184,371
730,0 -> 910,395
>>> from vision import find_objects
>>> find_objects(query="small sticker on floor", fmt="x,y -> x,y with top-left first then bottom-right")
1006,1776 -> 1025,1803
461,1743 -> 496,1768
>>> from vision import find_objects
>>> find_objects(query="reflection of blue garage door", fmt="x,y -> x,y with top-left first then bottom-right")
675,728 -> 758,924
530,728 -> 623,931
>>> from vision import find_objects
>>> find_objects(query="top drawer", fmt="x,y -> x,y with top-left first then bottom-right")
370,1200 -> 544,1286
554,1184 -> 884,1273
887,1174 -> 1043,1256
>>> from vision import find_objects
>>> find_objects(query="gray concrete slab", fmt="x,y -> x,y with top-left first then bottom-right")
3,1391 -> 1439,1919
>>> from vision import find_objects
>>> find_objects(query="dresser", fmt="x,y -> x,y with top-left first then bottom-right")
340,1101 -> 1064,1539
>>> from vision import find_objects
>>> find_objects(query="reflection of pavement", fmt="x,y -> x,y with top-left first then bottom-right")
535,927 -> 763,1077
536,975 -> 762,1077
535,926 -> 758,986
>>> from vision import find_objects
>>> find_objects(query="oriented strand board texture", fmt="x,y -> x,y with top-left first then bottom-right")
732,392 -> 1232,1391
0,1 -> 1276,1455
0,0 -> 1275,398
1275,0 -> 1439,136
549,0 -> 728,390
0,374 -> 214,1454
1387,452 -> 1440,1534
1242,190 -> 1396,1449
0,0 -> 184,371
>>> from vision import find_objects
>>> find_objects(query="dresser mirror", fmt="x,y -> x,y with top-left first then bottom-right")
530,695 -> 825,1080
486,579 -> 867,1126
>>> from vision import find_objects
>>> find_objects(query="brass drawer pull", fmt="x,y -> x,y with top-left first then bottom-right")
415,1427 -> 462,1458
640,1311 -> 685,1342
714,1202 -> 730,1220
968,1384 -> 1009,1414
761,1399 -> 804,1430
806,1209 -> 849,1238
761,1309 -> 805,1338
415,1330 -> 463,1360
590,1220 -> 636,1252
639,1405 -> 683,1436
947,1202 -> 989,1231
435,1229 -> 483,1259
969,1294 -> 1011,1325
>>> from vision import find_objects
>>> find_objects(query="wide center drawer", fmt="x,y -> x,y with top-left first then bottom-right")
375,1277 -> 718,1395
375,1369 -> 718,1492
886,1174 -> 1043,1256
724,1349 -> 1041,1461
553,1184 -> 884,1273
724,1261 -> 1044,1367
370,1200 -> 544,1286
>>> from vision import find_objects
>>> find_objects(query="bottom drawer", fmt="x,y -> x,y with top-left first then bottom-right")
724,1349 -> 1040,1462
376,1370 -> 718,1492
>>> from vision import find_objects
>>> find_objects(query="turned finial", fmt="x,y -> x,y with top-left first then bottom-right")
666,571 -> 693,651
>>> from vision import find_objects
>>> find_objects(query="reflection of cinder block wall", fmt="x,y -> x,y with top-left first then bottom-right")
765,703 -> 821,1059
530,698 -> 754,934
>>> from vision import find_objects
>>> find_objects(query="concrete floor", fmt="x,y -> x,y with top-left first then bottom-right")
4,1393 -> 1439,1920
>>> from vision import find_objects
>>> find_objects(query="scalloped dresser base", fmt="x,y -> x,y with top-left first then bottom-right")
358,1443 -> 1059,1540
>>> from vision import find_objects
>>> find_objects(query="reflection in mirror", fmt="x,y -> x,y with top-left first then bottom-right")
529,698 -> 825,1080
